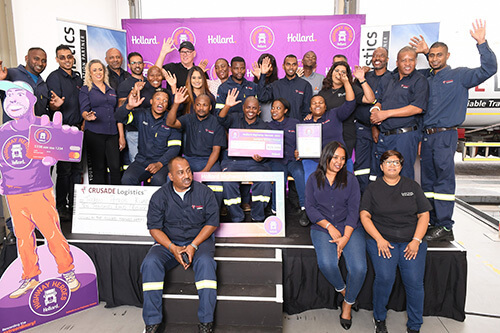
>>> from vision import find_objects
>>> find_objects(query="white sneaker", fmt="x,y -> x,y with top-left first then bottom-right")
9,277 -> 39,298
62,270 -> 81,292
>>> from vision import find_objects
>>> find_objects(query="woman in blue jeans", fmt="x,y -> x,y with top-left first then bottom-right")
306,141 -> 367,330
360,150 -> 431,333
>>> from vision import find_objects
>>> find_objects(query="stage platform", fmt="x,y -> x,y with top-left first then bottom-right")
0,201 -> 467,327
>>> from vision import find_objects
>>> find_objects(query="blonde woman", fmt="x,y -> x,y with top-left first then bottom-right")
79,59 -> 120,184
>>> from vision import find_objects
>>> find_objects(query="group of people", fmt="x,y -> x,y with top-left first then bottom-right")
0,19 -> 496,333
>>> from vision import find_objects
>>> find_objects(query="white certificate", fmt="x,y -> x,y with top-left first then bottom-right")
296,123 -> 322,158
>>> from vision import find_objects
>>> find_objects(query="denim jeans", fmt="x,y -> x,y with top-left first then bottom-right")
269,160 -> 306,210
126,130 -> 139,164
366,238 -> 427,331
310,227 -> 367,304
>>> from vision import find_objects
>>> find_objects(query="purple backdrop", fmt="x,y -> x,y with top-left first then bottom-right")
122,15 -> 365,80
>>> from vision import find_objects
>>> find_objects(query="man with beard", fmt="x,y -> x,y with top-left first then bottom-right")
0,47 -> 50,119
353,47 -> 390,192
410,20 -> 497,242
117,52 -> 147,163
141,156 -> 218,333
259,54 -> 312,120
115,90 -> 181,185
215,56 -> 259,115
46,44 -> 84,220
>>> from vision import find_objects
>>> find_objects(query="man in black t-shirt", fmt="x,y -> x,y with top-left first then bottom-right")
154,38 -> 208,91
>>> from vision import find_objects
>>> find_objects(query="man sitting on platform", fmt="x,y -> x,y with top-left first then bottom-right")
141,156 -> 219,333
115,90 -> 181,186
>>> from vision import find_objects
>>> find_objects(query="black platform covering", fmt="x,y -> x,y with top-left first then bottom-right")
283,248 -> 467,321
1,240 -> 467,321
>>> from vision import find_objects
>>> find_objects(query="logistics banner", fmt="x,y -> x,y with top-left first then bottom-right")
57,19 -> 127,78
122,15 -> 365,80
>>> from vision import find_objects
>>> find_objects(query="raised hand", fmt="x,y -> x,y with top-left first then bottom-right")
251,61 -> 261,79
160,37 -> 176,55
128,88 -> 145,108
174,87 -> 189,104
133,81 -> 146,92
470,19 -> 486,44
49,90 -> 65,109
198,59 -> 209,72
260,56 -> 271,75
409,34 -> 429,54
353,65 -> 366,81
162,69 -> 177,88
296,67 -> 304,77
225,88 -> 241,107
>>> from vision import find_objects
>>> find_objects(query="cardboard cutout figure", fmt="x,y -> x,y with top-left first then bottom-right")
0,80 -> 80,298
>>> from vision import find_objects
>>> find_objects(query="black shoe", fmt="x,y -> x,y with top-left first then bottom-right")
339,301 -> 352,330
374,319 -> 388,333
144,323 -> 160,333
424,226 -> 454,242
407,328 -> 419,333
5,232 -> 16,245
198,322 -> 214,333
298,209 -> 310,227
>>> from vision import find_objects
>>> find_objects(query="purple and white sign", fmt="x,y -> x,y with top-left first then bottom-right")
122,15 -> 365,79
296,123 -> 322,158
0,245 -> 99,332
228,129 -> 283,158
27,125 -> 84,162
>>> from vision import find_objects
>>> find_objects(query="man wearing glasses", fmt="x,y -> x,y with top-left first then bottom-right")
117,52 -> 146,163
155,39 -> 208,90
46,44 -> 84,222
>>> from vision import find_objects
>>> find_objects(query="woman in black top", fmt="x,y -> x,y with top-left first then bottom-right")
360,150 -> 431,333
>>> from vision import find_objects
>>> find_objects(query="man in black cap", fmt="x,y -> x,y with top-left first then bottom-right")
155,37 -> 208,91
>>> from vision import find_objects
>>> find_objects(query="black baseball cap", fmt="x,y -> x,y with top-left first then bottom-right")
179,41 -> 195,51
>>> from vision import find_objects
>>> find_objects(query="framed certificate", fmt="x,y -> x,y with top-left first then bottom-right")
296,123 -> 322,158
228,128 -> 284,158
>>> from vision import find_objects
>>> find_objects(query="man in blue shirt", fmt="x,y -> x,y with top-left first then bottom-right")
0,47 -> 50,120
141,156 -> 218,333
410,20 -> 497,242
215,56 -> 259,115
167,89 -> 226,207
218,92 -> 271,222
46,44 -> 84,221
258,54 -> 313,120
354,47 -> 390,192
370,46 -> 429,180
115,90 -> 181,186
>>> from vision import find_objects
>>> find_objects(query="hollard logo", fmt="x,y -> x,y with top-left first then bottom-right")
330,23 -> 355,50
34,128 -> 52,144
207,34 -> 236,44
29,278 -> 71,317
2,135 -> 31,169
249,26 -> 275,52
287,33 -> 316,43
131,36 -> 159,45
171,27 -> 196,49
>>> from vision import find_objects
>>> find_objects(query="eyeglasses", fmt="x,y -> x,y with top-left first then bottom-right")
384,160 -> 401,166
180,50 -> 193,55
58,55 -> 73,60
130,61 -> 143,65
